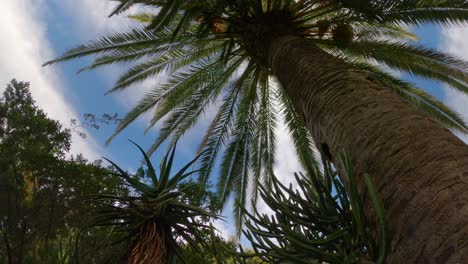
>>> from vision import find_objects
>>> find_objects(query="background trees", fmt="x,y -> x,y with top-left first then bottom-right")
0,80 -> 243,263
0,80 -> 128,263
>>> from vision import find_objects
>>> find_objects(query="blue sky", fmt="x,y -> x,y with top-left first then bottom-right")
2,0 -> 468,239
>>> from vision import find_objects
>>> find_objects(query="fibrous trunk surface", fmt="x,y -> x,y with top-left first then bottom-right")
129,222 -> 166,264
268,35 -> 468,263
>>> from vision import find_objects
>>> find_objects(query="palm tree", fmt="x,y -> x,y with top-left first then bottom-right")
89,142 -> 218,263
46,1 -> 468,261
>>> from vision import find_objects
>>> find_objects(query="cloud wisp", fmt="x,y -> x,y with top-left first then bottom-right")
0,0 -> 103,159
440,26 -> 468,142
54,0 -> 156,109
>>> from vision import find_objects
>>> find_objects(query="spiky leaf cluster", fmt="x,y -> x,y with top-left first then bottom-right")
47,0 -> 468,228
237,152 -> 389,264
89,141 -> 218,263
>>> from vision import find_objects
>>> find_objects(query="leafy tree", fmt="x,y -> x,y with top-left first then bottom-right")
70,112 -> 121,139
181,229 -> 239,264
46,1 -> 468,261
52,155 -> 130,264
181,227 -> 265,264
0,80 -> 128,264
0,79 -> 70,263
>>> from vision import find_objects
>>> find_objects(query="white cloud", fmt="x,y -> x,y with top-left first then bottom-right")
0,0 -> 103,159
212,196 -> 238,241
53,0 -> 156,109
440,26 -> 468,142
440,26 -> 468,60
254,119 -> 302,216
53,0 -> 138,37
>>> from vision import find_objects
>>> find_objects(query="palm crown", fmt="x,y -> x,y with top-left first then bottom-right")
46,0 -> 468,229
91,142 -> 218,263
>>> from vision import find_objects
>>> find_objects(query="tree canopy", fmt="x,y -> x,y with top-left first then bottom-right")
0,80 -> 129,263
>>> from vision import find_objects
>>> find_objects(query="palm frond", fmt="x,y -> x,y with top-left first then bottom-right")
197,64 -> 254,184
351,62 -> 468,132
251,72 -> 277,205
381,7 -> 468,26
145,56 -> 246,155
43,28 -> 164,66
325,40 -> 468,95
218,70 -> 259,232
109,41 -> 224,92
274,77 -> 319,174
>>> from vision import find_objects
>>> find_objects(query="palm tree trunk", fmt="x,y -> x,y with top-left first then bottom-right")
267,35 -> 468,263
128,222 -> 166,264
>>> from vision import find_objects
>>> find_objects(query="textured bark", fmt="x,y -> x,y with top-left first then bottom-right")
128,222 -> 166,264
267,35 -> 468,263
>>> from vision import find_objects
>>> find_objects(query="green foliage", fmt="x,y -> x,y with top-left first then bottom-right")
181,227 -> 265,264
237,152 -> 389,264
70,112 -> 121,139
90,142 -> 219,263
46,0 -> 468,230
0,80 -> 129,264
180,229 -> 238,264
0,81 -> 225,263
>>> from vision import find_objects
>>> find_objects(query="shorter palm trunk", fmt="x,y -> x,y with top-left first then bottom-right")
267,35 -> 468,263
129,222 -> 166,264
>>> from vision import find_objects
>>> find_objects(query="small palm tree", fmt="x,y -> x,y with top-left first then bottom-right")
90,142 -> 217,263
46,1 -> 468,260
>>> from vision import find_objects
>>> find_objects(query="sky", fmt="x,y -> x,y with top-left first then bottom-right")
1,0 -> 468,239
